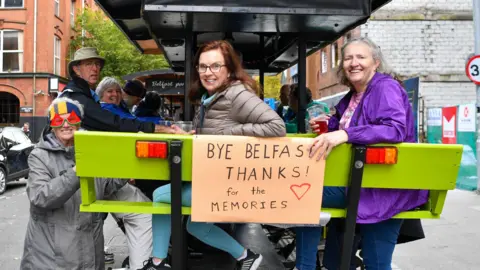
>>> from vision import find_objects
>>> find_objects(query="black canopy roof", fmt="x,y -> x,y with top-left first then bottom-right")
95,0 -> 391,73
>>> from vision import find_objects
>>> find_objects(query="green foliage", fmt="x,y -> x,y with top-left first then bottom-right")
254,74 -> 282,99
69,8 -> 168,82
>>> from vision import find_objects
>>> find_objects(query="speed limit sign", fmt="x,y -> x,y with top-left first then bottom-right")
466,55 -> 480,85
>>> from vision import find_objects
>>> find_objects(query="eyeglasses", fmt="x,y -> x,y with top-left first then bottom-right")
196,63 -> 225,73
50,111 -> 82,128
83,60 -> 102,68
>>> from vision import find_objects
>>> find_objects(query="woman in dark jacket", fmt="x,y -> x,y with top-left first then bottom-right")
134,91 -> 165,124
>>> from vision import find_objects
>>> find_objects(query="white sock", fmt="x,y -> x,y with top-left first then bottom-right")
237,249 -> 248,261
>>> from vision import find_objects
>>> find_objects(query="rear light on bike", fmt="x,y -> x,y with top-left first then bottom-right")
136,141 -> 168,159
365,147 -> 397,164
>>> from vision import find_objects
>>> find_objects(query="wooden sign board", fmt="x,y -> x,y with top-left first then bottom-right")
191,135 -> 325,225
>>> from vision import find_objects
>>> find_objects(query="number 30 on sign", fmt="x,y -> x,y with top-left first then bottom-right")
466,55 -> 480,85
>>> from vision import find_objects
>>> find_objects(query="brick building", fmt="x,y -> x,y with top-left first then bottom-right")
362,0 -> 474,109
283,0 -> 475,122
0,0 -> 97,141
282,27 -> 362,101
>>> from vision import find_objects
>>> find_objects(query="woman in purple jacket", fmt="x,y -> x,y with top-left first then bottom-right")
294,37 -> 428,270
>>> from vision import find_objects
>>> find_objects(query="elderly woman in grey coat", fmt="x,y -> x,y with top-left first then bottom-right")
20,97 -> 126,270
141,40 -> 286,270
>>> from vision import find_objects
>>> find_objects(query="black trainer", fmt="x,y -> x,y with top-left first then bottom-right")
138,258 -> 171,270
236,249 -> 263,270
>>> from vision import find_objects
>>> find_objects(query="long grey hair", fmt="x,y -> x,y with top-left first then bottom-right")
337,37 -> 400,89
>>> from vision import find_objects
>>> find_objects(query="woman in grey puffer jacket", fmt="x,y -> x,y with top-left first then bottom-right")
20,97 -> 126,270
141,40 -> 286,270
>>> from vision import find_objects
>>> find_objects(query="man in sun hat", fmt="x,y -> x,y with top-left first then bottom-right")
61,47 -> 182,134
60,47 -> 185,268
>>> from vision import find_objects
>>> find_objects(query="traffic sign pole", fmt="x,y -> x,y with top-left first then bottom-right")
473,0 -> 480,192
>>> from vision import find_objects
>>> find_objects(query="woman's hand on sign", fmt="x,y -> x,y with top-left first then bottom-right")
308,130 -> 349,161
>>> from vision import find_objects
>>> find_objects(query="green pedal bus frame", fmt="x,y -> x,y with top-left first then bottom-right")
76,131 -> 462,270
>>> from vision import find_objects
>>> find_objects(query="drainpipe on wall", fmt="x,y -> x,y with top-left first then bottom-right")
32,0 -> 38,117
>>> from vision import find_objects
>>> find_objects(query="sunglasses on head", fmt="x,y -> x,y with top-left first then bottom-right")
50,110 -> 82,128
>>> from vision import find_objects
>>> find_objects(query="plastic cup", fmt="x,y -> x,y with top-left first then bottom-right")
305,119 -> 312,133
307,105 -> 328,135
173,121 -> 193,132
312,118 -> 328,135
306,105 -> 326,119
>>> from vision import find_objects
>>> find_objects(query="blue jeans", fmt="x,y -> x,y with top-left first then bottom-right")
152,183 -> 245,259
295,187 -> 403,270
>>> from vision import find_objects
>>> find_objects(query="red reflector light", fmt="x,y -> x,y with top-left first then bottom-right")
136,141 -> 168,159
366,147 -> 397,164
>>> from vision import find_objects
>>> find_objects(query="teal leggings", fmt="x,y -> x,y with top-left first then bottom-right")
152,183 -> 245,259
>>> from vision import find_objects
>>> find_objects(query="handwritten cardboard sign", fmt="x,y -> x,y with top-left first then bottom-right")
191,135 -> 326,224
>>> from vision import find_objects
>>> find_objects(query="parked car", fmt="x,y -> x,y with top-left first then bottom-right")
0,127 -> 34,194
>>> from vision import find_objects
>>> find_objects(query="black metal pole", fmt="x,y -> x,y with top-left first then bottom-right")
184,31 -> 193,122
259,34 -> 265,100
339,145 -> 366,270
170,140 -> 186,270
192,33 -> 197,56
297,35 -> 307,133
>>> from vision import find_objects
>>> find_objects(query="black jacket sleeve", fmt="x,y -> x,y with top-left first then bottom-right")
65,92 -> 155,133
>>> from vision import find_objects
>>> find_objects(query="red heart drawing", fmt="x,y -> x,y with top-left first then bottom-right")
290,183 -> 311,200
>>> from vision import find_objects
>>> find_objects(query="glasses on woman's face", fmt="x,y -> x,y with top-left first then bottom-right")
50,111 -> 82,128
196,62 -> 225,73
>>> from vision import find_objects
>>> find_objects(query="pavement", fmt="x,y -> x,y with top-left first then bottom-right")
0,181 -> 30,269
393,189 -> 480,270
2,180 -> 480,269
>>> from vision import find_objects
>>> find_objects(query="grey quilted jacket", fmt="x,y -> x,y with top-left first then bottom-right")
193,82 -> 286,137
20,130 -> 126,270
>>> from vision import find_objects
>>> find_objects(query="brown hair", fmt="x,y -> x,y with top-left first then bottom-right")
279,84 -> 291,95
188,40 -> 260,102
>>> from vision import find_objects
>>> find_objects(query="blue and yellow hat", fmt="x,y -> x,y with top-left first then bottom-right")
49,100 -> 83,121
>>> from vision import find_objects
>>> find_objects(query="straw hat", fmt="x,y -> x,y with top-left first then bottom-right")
68,47 -> 105,78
